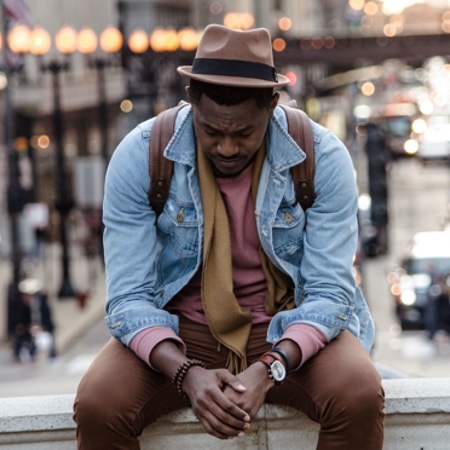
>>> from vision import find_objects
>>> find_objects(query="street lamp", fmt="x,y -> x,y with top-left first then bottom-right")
77,26 -> 123,165
7,23 -> 31,54
76,26 -> 123,266
29,25 -> 77,299
4,22 -> 30,336
128,29 -> 148,54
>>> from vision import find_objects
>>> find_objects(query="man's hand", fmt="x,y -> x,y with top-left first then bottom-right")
182,366 -> 252,440
222,362 -> 275,419
222,340 -> 302,424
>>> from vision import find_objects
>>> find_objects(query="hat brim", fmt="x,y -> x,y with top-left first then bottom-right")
177,66 -> 290,88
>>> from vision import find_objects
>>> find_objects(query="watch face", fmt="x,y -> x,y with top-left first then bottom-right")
271,360 -> 286,382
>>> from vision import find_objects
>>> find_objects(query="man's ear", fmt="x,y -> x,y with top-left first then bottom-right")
269,92 -> 279,116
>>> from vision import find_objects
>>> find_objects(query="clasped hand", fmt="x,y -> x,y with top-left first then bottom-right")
182,362 -> 273,440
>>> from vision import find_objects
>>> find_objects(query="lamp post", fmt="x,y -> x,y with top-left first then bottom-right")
29,25 -> 77,298
77,26 -> 123,265
78,26 -> 123,166
3,20 -> 28,335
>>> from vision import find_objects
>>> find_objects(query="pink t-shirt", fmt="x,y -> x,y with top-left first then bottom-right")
131,162 -> 328,369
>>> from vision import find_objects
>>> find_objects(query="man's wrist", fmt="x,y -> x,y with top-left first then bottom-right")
258,352 -> 287,385
254,361 -> 277,389
172,359 -> 206,398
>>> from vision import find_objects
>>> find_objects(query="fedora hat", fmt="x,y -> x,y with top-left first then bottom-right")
177,24 -> 290,88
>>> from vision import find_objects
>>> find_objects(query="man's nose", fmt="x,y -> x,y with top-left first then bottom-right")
217,136 -> 238,157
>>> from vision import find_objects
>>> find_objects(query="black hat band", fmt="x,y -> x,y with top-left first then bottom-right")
191,58 -> 278,82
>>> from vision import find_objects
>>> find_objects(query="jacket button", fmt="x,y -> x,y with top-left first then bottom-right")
176,208 -> 185,223
284,210 -> 293,224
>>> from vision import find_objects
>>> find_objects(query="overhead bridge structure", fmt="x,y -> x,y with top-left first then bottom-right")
274,32 -> 450,68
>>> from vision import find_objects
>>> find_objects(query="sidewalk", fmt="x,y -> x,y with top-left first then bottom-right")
0,243 -> 106,363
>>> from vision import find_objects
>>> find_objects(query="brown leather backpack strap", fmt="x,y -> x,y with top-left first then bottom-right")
280,105 -> 316,210
148,102 -> 188,215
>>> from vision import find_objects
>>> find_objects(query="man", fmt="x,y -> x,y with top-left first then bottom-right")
74,24 -> 385,449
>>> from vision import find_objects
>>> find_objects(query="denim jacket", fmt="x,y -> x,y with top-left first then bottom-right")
103,105 -> 375,354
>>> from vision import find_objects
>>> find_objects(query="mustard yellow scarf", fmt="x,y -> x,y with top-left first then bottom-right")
197,141 -> 295,374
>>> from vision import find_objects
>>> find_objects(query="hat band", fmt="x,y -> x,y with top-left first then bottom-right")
191,58 -> 278,82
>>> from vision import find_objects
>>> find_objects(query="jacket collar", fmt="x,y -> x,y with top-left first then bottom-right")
164,105 -> 306,171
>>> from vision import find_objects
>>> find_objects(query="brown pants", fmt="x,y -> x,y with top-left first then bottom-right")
74,316 -> 385,449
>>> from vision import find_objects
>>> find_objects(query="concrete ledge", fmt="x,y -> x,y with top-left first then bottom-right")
1,378 -> 450,449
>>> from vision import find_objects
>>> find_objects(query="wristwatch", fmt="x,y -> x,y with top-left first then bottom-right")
258,353 -> 287,384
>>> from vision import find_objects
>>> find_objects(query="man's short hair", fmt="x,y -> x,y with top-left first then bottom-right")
189,79 -> 275,110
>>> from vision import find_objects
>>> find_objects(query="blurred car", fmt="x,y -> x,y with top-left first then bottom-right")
382,102 -> 421,159
417,116 -> 450,161
388,231 -> 450,330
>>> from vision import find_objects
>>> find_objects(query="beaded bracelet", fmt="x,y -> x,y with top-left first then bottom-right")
172,359 -> 206,398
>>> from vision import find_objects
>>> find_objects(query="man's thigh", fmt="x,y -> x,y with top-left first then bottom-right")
75,337 -> 190,429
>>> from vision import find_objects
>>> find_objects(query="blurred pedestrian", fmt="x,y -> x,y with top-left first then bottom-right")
13,279 -> 57,362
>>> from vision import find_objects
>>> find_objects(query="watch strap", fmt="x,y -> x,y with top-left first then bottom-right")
258,352 -> 286,384
258,353 -> 280,368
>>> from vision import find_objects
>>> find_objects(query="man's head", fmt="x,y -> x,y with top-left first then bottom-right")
178,25 -> 288,177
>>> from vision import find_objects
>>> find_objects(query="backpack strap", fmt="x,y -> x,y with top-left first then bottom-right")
148,102 -> 188,215
148,102 -> 316,214
280,105 -> 316,210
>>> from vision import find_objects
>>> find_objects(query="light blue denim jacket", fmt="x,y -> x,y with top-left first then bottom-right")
103,105 -> 375,354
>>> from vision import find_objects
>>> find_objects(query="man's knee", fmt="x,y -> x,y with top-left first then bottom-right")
326,362 -> 384,421
73,382 -> 112,430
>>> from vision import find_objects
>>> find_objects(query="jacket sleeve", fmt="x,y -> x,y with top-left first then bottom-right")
268,124 -> 364,346
102,120 -> 179,346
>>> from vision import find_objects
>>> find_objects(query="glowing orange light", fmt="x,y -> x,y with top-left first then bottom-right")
178,28 -> 200,52
361,81 -> 375,96
37,135 -> 50,149
149,28 -> 166,52
77,27 -> 98,54
8,24 -> 31,54
391,283 -> 402,297
55,26 -> 78,54
383,23 -> 397,37
29,27 -> 51,56
100,26 -> 123,53
272,37 -> 286,52
162,29 -> 179,52
349,0 -> 365,11
364,1 -> 378,15
128,29 -> 149,53
223,12 -> 254,30
278,17 -> 292,32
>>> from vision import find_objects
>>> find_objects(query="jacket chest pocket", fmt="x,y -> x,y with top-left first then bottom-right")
272,203 -> 305,263
157,198 -> 199,257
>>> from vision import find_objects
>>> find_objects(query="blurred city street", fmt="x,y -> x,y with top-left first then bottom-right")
2,0 -> 450,401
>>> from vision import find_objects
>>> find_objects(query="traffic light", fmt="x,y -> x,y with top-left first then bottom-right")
360,121 -> 389,257
366,122 -> 388,228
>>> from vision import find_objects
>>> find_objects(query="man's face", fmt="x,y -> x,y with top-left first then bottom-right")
189,89 -> 278,177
